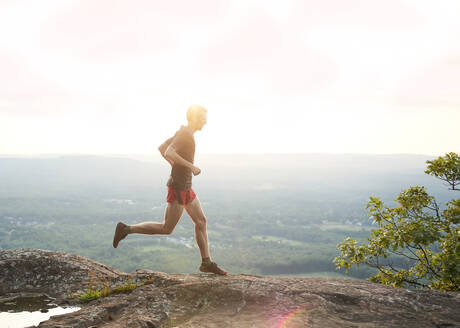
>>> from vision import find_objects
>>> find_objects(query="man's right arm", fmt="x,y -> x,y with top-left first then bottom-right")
164,145 -> 201,176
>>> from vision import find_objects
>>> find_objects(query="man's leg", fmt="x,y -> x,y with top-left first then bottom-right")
113,201 -> 184,248
185,196 -> 227,275
129,201 -> 184,234
184,196 -> 210,258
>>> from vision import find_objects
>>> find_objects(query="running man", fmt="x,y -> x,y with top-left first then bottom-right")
112,105 -> 227,275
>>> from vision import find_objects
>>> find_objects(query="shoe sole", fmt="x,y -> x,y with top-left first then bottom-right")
113,222 -> 127,248
199,266 -> 227,275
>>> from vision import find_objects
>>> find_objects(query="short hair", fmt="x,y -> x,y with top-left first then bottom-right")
186,104 -> 207,122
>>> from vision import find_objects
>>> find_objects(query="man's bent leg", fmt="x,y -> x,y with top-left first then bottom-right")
129,201 -> 184,234
113,201 -> 184,248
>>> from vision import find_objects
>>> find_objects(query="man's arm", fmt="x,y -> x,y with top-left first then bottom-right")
158,138 -> 174,166
164,145 -> 201,176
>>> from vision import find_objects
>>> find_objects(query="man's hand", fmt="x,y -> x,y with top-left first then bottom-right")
191,165 -> 201,176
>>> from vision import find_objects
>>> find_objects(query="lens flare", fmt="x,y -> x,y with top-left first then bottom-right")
276,304 -> 312,328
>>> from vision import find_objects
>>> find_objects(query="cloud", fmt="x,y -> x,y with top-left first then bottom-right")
292,0 -> 425,28
200,14 -> 338,97
0,52 -> 69,116
41,0 -> 226,61
392,57 -> 460,108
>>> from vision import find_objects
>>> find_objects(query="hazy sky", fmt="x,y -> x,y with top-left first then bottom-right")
1,0 -> 459,155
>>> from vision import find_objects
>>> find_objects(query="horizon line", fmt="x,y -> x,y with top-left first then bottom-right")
0,152 -> 441,158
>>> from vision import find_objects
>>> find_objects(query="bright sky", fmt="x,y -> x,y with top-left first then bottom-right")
1,0 -> 459,155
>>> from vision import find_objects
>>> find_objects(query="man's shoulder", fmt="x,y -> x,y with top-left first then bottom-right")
175,126 -> 193,139
171,126 -> 194,149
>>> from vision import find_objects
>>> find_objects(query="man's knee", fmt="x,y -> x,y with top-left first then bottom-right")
194,216 -> 207,229
161,223 -> 175,235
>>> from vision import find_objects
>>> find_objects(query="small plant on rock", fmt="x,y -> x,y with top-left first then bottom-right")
76,273 -> 155,303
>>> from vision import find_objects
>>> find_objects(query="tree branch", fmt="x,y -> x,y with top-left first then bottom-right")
390,250 -> 418,262
416,246 -> 442,279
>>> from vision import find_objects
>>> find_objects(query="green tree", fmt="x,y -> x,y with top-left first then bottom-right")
334,152 -> 460,291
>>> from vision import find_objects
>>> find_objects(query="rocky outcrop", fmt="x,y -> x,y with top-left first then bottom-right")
1,249 -> 460,328
0,249 -> 129,301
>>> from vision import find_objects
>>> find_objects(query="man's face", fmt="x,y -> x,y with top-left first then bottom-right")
196,112 -> 207,130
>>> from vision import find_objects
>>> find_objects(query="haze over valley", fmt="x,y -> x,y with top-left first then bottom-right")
0,153 -> 454,278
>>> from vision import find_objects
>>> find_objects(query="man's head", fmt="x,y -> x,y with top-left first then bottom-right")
187,104 -> 207,131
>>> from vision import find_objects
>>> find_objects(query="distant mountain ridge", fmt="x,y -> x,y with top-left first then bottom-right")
0,153 -> 452,201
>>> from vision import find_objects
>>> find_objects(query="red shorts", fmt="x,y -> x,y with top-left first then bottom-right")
166,187 -> 196,205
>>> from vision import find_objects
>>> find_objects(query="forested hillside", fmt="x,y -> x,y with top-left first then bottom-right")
0,154 -> 454,277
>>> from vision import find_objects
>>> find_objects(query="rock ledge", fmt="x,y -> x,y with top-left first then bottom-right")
1,249 -> 459,328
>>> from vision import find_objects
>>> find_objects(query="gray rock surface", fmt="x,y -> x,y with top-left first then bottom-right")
1,249 -> 459,328
0,249 -> 128,302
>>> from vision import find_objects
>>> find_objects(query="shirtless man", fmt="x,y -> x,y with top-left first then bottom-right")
112,104 -> 227,275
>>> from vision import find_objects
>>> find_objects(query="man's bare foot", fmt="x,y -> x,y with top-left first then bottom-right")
199,262 -> 227,275
113,222 -> 129,248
